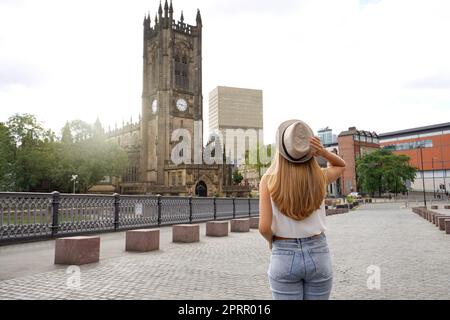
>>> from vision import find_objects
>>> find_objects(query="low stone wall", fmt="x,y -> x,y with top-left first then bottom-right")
326,208 -> 349,216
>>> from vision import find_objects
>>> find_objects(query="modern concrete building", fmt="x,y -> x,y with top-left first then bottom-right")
208,86 -> 264,189
379,122 -> 450,196
318,127 -> 337,147
208,86 -> 263,139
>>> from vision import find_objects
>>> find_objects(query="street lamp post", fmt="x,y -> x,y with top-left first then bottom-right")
71,175 -> 78,194
419,145 -> 427,207
432,157 -> 436,199
442,159 -> 447,198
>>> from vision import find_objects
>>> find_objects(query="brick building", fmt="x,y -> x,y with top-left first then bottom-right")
337,127 -> 380,195
379,122 -> 450,195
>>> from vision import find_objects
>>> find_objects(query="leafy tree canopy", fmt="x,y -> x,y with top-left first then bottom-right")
0,114 -> 128,193
356,148 -> 416,196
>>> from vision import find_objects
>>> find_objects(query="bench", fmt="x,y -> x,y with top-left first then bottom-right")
173,224 -> 200,243
431,205 -> 438,210
126,229 -> 159,252
206,221 -> 229,237
55,236 -> 100,265
230,218 -> 250,232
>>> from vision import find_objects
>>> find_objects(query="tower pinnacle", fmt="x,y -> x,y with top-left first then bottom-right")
196,9 -> 202,26
158,1 -> 163,16
164,0 -> 169,17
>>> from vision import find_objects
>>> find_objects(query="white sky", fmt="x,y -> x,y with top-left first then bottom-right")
0,0 -> 449,145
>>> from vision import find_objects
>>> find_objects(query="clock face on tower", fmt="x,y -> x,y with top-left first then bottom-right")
151,99 -> 158,114
176,98 -> 188,112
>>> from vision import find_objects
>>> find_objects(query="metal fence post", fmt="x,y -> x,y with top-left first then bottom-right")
51,191 -> 60,237
189,196 -> 193,223
157,195 -> 162,226
113,193 -> 120,231
213,197 -> 217,220
232,196 -> 236,219
248,198 -> 251,217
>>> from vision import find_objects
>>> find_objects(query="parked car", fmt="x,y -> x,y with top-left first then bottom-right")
348,192 -> 362,199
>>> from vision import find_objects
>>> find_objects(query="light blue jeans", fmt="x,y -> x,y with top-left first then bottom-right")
268,233 -> 333,300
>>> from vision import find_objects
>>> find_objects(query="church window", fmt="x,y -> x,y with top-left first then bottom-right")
175,53 -> 189,90
172,173 -> 176,186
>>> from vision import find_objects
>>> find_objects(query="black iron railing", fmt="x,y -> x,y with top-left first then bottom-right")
0,192 -> 259,243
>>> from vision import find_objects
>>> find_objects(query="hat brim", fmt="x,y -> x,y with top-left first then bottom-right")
276,119 -> 314,164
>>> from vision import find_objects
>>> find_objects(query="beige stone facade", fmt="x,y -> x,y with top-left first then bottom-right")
208,86 -> 264,191
209,86 -> 263,138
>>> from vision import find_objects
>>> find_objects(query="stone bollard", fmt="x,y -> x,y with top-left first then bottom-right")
173,224 -> 200,243
437,216 -> 450,231
206,221 -> 229,237
230,218 -> 250,232
55,236 -> 100,265
126,229 -> 160,252
445,219 -> 450,234
249,217 -> 259,229
432,213 -> 439,224
435,214 -> 445,227
429,212 -> 437,223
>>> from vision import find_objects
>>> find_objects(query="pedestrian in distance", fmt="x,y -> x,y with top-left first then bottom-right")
259,119 -> 346,300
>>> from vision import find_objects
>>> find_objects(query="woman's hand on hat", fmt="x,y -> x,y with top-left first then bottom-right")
309,136 -> 324,157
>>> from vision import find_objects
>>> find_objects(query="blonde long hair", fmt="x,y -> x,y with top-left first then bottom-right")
264,151 -> 327,220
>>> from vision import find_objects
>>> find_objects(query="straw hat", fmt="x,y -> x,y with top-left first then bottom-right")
276,119 -> 314,164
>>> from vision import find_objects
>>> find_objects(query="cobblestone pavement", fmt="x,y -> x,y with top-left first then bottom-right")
0,203 -> 448,300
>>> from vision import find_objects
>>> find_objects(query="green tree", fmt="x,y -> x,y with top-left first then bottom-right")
0,122 -> 15,190
6,114 -> 57,191
52,119 -> 128,193
232,170 -> 244,185
61,121 -> 73,144
245,143 -> 273,179
66,119 -> 94,142
356,149 -> 416,197
0,114 -> 128,193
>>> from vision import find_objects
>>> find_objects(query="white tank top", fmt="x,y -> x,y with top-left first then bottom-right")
270,198 -> 327,238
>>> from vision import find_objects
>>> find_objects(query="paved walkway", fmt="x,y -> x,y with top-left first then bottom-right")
0,203 -> 448,300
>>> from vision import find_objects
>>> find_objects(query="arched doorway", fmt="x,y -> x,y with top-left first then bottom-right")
195,181 -> 207,197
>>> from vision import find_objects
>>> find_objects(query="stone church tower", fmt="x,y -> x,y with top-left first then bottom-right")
141,1 -> 203,187
96,1 -> 251,197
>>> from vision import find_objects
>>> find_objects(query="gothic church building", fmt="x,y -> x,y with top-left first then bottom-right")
93,1 -> 249,197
